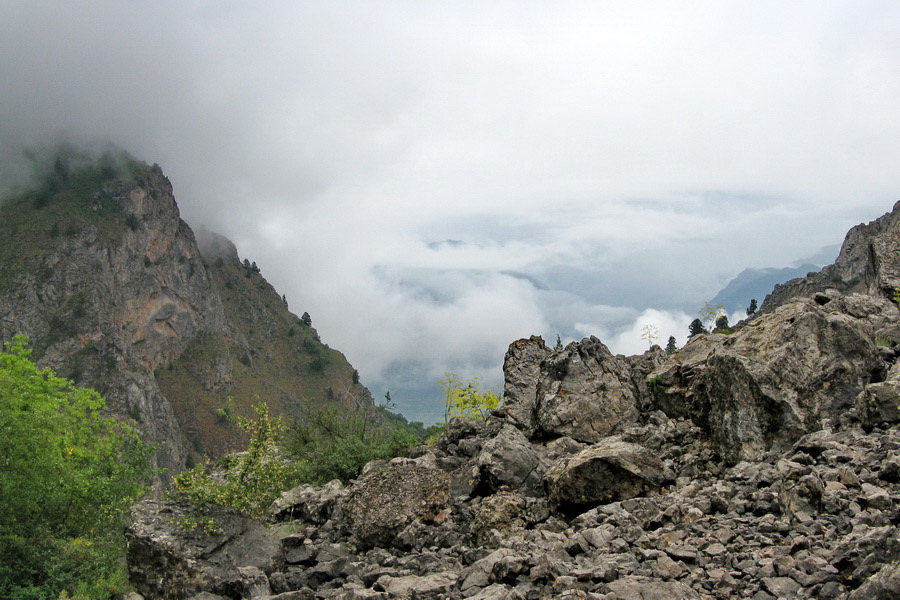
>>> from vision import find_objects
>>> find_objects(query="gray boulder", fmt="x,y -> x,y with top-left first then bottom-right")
475,424 -> 547,496
857,362 -> 900,430
270,479 -> 346,524
544,437 -> 671,515
763,200 -> 900,310
341,463 -> 451,549
126,499 -> 281,600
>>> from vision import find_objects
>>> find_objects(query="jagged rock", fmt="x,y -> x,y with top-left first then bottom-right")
342,464 -> 451,550
650,296 -> 890,462
533,337 -> 639,443
126,499 -> 282,600
376,572 -> 457,597
500,336 -> 550,433
271,479 -> 347,524
544,437 -> 670,515
847,562 -> 900,600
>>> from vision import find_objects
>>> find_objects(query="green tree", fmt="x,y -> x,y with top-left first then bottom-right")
300,312 -> 312,327
665,335 -> 677,354
746,298 -> 758,316
441,372 -> 501,421
554,335 -> 563,351
286,400 -> 417,484
688,318 -> 707,338
699,302 -> 725,331
0,336 -> 150,600
714,315 -> 730,332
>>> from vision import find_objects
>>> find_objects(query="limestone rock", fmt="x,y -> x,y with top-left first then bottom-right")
650,297 -> 889,461
270,479 -> 347,524
763,200 -> 900,310
475,424 -> 547,496
544,437 -> 670,515
533,337 -> 639,443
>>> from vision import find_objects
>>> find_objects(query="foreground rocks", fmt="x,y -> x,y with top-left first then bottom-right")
127,419 -> 899,600
127,203 -> 900,599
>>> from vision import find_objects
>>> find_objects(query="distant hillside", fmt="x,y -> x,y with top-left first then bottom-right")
0,147 -> 370,471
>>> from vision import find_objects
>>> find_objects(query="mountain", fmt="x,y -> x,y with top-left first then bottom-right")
129,202 -> 900,599
709,246 -> 839,314
0,149 -> 371,473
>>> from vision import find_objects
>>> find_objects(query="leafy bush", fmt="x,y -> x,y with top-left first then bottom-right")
172,403 -> 296,520
441,372 -> 501,420
286,402 -> 419,484
0,336 -> 150,600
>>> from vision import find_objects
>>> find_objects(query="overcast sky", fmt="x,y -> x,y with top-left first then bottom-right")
1,1 -> 898,421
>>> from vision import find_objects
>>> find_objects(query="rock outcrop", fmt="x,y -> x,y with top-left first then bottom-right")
127,200 -> 900,599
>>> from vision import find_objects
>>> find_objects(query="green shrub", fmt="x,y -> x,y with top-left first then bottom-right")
0,336 -> 150,600
441,372 -> 501,421
172,403 -> 296,520
286,403 -> 418,484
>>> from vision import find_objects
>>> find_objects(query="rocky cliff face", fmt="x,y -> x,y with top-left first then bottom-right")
0,151 -> 370,473
127,201 -> 900,599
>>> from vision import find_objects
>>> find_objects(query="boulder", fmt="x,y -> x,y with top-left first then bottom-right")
544,437 -> 670,515
763,200 -> 900,310
126,499 -> 281,600
533,337 -> 639,443
342,463 -> 451,549
270,479 -> 346,524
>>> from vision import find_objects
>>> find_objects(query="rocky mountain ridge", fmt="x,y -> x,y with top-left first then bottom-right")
0,151 -> 371,472
126,201 -> 900,599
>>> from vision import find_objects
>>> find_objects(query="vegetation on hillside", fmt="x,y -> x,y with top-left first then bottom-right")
0,336 -> 150,600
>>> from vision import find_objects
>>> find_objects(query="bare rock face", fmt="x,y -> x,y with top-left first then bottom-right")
544,437 -> 671,514
763,200 -> 900,311
341,463 -> 451,550
533,337 -> 640,443
500,335 -> 550,433
650,296 -> 892,462
0,163 -> 225,472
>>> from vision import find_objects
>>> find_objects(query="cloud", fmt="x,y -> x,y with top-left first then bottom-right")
1,1 -> 899,421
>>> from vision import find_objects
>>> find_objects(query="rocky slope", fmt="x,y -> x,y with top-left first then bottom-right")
0,150 -> 370,472
126,201 -> 900,599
